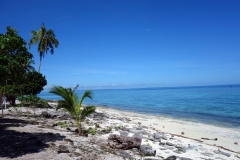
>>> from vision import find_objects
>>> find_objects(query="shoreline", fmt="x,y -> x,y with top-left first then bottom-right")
95,106 -> 240,153
94,104 -> 240,130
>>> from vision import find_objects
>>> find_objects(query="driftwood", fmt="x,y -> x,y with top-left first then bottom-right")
108,134 -> 142,149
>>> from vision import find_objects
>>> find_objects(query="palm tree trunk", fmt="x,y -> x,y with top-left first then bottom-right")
38,55 -> 42,72
76,118 -> 81,135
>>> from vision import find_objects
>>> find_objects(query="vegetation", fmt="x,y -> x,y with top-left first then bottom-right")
0,26 -> 47,111
49,85 -> 96,136
87,127 -> 97,135
57,121 -> 68,128
29,23 -> 59,72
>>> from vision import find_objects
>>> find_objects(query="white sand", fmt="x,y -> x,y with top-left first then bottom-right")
96,106 -> 240,153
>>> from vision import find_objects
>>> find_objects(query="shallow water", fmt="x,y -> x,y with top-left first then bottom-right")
39,85 -> 240,129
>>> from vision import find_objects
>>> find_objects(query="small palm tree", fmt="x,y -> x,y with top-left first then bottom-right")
49,85 -> 96,135
29,23 -> 59,72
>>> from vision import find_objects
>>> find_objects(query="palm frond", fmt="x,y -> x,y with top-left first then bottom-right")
79,90 -> 93,106
80,106 -> 96,121
50,86 -> 77,105
57,100 -> 76,117
73,85 -> 79,92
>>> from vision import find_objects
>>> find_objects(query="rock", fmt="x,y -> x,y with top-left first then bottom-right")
64,138 -> 73,145
74,156 -> 82,160
214,149 -> 231,157
119,131 -> 129,136
159,142 -> 166,145
52,123 -> 58,127
178,157 -> 192,160
122,127 -> 131,131
166,142 -> 175,146
165,156 -> 177,160
149,136 -> 155,141
140,144 -> 156,156
159,146 -> 167,150
58,145 -> 70,153
87,114 -> 94,118
154,133 -> 163,139
54,153 -> 72,159
201,152 -> 214,157
115,150 -> 133,159
74,148 -> 81,154
161,135 -> 168,140
152,138 -> 160,142
132,134 -> 144,139
176,145 -> 187,153
108,134 -> 142,149
132,148 -> 138,152
187,144 -> 197,150
42,111 -> 52,118
164,145 -> 175,149
129,129 -> 147,134
136,126 -> 144,130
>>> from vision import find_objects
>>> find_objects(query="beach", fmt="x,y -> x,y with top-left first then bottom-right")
97,106 -> 240,153
0,102 -> 239,160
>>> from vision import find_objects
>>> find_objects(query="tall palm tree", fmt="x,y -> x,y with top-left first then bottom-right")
29,23 -> 59,72
50,85 -> 96,136
23,59 -> 35,73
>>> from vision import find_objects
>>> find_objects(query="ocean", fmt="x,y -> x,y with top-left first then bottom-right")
39,85 -> 240,129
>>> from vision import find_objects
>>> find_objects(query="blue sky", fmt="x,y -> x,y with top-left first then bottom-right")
1,0 -> 240,90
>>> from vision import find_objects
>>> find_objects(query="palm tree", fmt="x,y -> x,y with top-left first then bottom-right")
49,85 -> 96,135
29,23 -> 59,72
23,59 -> 35,73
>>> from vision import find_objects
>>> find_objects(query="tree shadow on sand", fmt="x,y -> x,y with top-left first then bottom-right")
0,118 -> 65,158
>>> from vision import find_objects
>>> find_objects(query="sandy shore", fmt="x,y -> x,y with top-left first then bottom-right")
96,106 -> 240,153
1,103 -> 240,159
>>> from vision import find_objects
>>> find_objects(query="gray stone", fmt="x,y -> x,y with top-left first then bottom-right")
152,138 -> 160,142
201,152 -> 214,157
176,145 -> 187,153
140,144 -> 156,156
154,133 -> 163,139
74,156 -> 82,160
132,148 -> 139,152
187,144 -> 197,150
122,127 -> 131,131
214,149 -> 231,157
136,126 -> 144,130
178,157 -> 193,160
42,111 -> 52,118
159,142 -> 166,145
119,131 -> 129,136
129,129 -> 147,134
115,150 -> 133,159
159,146 -> 167,150
165,156 -> 177,160
58,145 -> 69,153
132,134 -> 144,139
164,145 -> 175,149
166,142 -> 175,146
161,135 -> 168,140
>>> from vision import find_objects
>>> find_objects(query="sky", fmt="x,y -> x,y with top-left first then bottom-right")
1,0 -> 240,90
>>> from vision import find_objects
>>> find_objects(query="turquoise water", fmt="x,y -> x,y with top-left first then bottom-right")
39,85 -> 240,128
